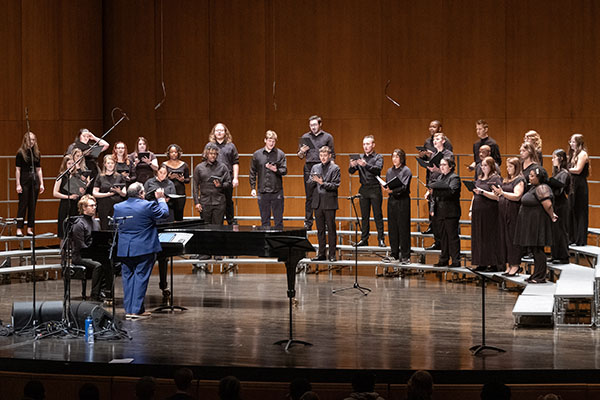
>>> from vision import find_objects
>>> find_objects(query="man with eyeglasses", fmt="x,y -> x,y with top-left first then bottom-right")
71,194 -> 110,302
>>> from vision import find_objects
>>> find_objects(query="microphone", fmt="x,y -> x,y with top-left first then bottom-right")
347,194 -> 361,200
122,111 -> 129,120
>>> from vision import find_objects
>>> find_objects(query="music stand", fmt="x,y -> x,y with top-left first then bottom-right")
266,236 -> 314,351
468,268 -> 506,356
153,252 -> 187,313
332,196 -> 371,296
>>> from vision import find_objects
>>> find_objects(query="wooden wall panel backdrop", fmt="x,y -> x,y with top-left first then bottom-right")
209,0 -> 266,125
155,0 -> 210,122
102,0 -> 157,150
506,0 -> 575,120
0,0 -> 22,124
382,0 -> 444,120
21,0 -> 60,123
573,0 -> 600,119
59,0 -> 103,122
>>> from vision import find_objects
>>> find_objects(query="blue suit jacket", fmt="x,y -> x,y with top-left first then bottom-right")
113,197 -> 170,257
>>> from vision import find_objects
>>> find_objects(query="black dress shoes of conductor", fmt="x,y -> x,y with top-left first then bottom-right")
311,255 -> 327,261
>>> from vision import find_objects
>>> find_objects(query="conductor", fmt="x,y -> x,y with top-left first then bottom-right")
113,182 -> 169,320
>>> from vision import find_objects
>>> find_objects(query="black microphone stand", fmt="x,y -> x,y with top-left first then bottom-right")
95,217 -> 130,340
16,107 -> 42,335
332,195 -> 371,296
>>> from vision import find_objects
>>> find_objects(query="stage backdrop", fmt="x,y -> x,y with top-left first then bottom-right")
1,0 -> 599,230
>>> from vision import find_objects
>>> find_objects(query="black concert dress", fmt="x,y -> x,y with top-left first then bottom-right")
497,176 -> 525,266
471,174 -> 502,267
94,173 -> 125,230
569,162 -> 589,246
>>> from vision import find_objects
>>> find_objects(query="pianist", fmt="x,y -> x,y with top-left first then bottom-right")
71,195 -> 108,302
114,182 -> 169,320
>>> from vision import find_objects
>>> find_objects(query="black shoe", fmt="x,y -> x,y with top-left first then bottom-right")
449,262 -> 462,268
425,244 -> 440,251
423,226 -> 433,234
328,256 -> 337,262
378,239 -> 386,247
356,239 -> 369,246
473,266 -> 488,272
311,255 -> 326,261
304,222 -> 313,230
433,262 -> 448,268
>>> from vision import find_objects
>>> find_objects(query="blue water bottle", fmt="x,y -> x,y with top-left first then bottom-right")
84,315 -> 94,344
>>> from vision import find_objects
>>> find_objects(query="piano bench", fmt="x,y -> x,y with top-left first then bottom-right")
66,265 -> 87,300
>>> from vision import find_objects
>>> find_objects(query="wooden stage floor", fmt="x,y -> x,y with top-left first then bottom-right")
0,269 -> 599,383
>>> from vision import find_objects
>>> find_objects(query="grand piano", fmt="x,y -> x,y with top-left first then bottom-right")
85,219 -> 314,349
160,220 -> 311,298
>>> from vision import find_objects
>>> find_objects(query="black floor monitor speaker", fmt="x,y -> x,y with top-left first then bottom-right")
12,301 -> 121,330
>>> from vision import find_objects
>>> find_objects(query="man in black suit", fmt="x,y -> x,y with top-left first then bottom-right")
309,146 -> 340,262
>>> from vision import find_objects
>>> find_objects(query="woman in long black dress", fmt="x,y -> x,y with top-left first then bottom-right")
93,155 -> 126,230
163,144 -> 190,221
514,168 -> 557,284
381,149 -> 412,264
550,149 -> 571,263
129,137 -> 158,184
470,156 -> 502,272
53,155 -> 87,239
112,141 -> 134,186
568,134 -> 589,246
492,157 -> 525,276
520,141 -> 540,185
15,131 -> 45,236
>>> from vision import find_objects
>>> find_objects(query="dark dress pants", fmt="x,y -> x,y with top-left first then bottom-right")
76,258 -> 103,300
172,196 -> 186,221
201,204 -> 226,225
359,185 -> 384,241
303,162 -> 318,228
315,207 -> 336,258
436,216 -> 460,265
17,180 -> 39,229
388,195 -> 411,259
258,191 -> 284,229
223,184 -> 236,224
120,253 -> 156,315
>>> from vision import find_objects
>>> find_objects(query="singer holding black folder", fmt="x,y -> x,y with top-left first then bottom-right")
381,149 -> 412,264
193,143 -> 231,224
298,115 -> 335,230
427,157 -> 462,267
114,182 -> 169,320
310,146 -> 340,262
93,155 -> 126,230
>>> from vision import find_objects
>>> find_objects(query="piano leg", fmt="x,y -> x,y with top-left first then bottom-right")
154,256 -> 187,313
